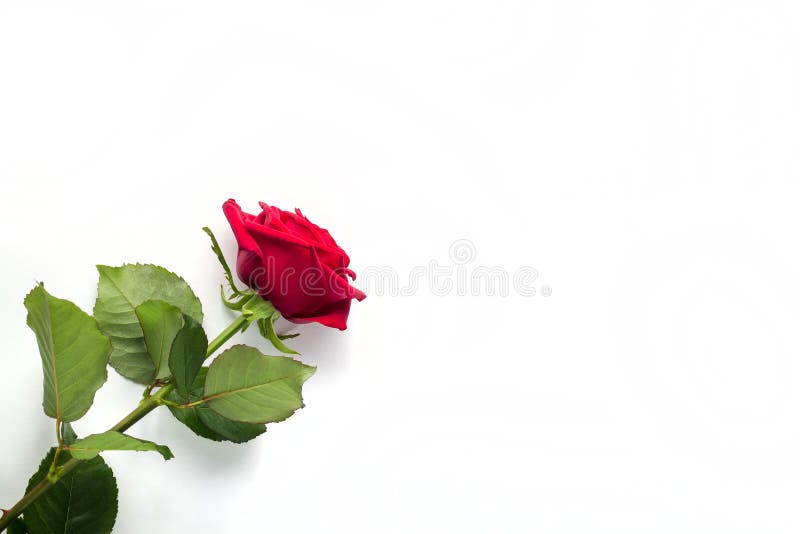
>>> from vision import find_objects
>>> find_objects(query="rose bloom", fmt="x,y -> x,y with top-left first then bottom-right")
223,199 -> 366,330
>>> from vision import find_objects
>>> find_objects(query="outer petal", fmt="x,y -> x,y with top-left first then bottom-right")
223,200 -> 261,255
223,200 -> 264,285
285,298 -> 353,330
224,200 -> 365,329
287,272 -> 366,330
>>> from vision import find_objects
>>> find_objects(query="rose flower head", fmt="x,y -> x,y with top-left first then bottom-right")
223,199 -> 365,330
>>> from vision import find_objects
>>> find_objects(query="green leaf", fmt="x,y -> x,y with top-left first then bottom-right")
7,518 -> 28,534
239,294 -> 299,353
94,264 -> 203,384
258,313 -> 299,354
24,284 -> 111,423
60,422 -> 78,446
68,431 -> 173,460
204,345 -> 315,424
172,402 -> 267,444
134,300 -> 184,380
167,368 -> 265,443
169,314 -> 208,399
23,448 -> 118,534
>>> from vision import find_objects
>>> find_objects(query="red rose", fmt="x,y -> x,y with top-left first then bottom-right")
223,199 -> 366,330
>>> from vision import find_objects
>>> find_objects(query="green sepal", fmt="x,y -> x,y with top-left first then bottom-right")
221,286 -> 250,310
241,293 -> 276,323
258,313 -> 298,354
203,226 -> 245,297
166,368 -> 266,443
278,332 -> 301,340
23,448 -> 118,534
241,294 -> 299,354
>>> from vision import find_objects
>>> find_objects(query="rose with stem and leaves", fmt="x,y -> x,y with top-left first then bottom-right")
0,201 -> 364,534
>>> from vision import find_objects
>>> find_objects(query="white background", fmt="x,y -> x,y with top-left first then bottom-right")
2,1 -> 800,532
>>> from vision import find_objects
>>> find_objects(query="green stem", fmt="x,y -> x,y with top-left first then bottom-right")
206,314 -> 248,356
0,388 -> 171,531
0,479 -> 49,532
50,420 -> 63,475
0,314 -> 249,533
